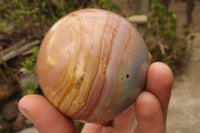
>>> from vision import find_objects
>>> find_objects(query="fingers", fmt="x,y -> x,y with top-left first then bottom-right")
135,92 -> 165,133
112,105 -> 136,131
146,62 -> 173,121
82,106 -> 136,133
134,62 -> 173,133
18,94 -> 76,133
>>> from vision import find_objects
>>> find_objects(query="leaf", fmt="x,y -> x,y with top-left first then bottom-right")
183,23 -> 190,29
190,35 -> 195,40
20,56 -> 35,72
34,22 -> 40,27
165,31 -> 175,39
0,21 -> 7,27
25,119 -> 33,125
176,46 -> 184,52
26,82 -> 37,91
169,43 -> 174,48
184,31 -> 190,37
19,67 -> 28,72
23,91 -> 28,96
33,46 -> 39,56
152,31 -> 157,36
5,68 -> 14,75
170,23 -> 177,31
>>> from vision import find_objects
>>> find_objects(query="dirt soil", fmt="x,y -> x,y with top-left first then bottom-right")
167,32 -> 200,133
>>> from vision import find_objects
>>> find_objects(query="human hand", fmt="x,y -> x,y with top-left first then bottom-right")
18,62 -> 173,133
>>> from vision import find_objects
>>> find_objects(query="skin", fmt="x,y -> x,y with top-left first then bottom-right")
18,62 -> 173,133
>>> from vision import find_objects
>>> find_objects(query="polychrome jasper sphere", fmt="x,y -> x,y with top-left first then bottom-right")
37,9 -> 150,123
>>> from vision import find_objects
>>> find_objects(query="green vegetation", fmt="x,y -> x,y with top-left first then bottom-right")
0,0 -> 51,39
20,46 -> 39,95
0,21 -> 12,33
5,67 -> 15,76
74,120 -> 84,132
25,119 -> 33,125
147,3 -> 191,70
94,0 -> 121,11
0,115 -> 2,130
20,46 -> 39,73
20,57 -> 36,73
0,0 -> 120,41
23,82 -> 38,95
182,23 -> 196,45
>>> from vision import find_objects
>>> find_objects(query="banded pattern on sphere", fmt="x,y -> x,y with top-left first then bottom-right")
37,9 -> 149,122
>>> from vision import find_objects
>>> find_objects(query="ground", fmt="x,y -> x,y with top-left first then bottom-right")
167,32 -> 200,133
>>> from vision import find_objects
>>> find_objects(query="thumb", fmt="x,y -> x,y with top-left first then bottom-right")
18,94 -> 76,133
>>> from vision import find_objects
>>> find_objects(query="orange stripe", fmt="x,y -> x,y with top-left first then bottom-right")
86,13 -> 121,119
50,22 -> 77,105
57,14 -> 85,110
73,13 -> 109,119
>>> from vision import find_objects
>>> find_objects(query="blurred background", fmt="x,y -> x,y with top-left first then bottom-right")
0,0 -> 199,133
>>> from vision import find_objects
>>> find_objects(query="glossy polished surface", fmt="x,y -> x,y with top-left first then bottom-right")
37,9 -> 149,122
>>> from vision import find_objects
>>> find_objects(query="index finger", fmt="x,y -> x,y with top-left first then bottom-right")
146,62 -> 173,121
